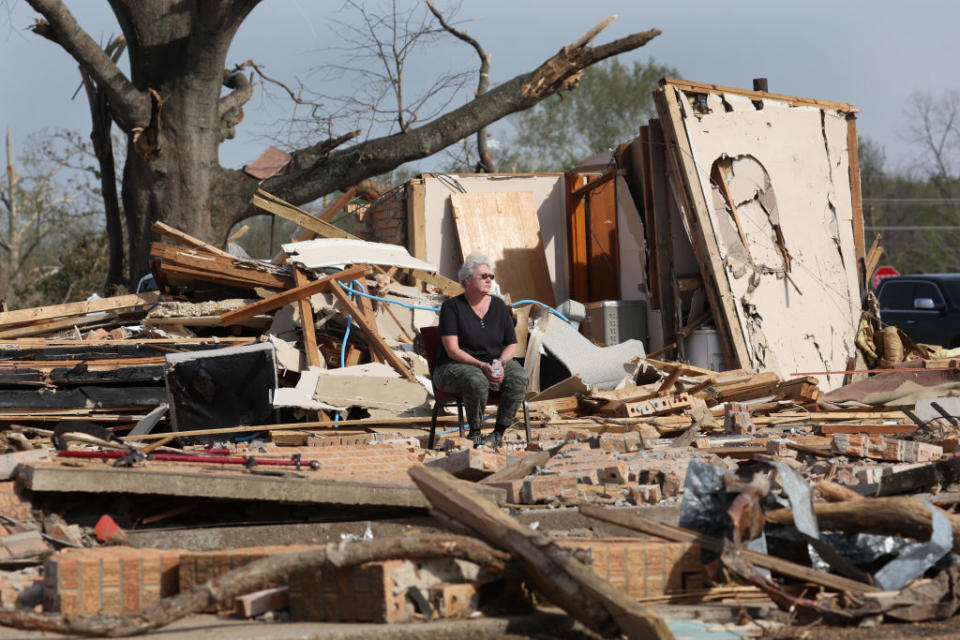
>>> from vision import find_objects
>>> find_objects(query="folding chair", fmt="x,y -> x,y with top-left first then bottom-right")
420,325 -> 530,449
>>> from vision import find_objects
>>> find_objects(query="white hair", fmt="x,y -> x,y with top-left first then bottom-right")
458,253 -> 493,283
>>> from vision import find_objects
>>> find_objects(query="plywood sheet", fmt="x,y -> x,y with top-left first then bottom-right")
449,192 -> 556,306
421,175 -> 566,302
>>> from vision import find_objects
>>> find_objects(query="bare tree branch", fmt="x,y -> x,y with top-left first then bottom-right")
26,0 -> 150,130
258,22 -> 661,209
426,0 -> 496,172
0,534 -> 507,636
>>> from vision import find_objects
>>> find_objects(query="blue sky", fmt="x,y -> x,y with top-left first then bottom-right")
3,1 -> 958,175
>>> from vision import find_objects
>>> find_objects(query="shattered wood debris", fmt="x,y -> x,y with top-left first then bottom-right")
4,79 -> 960,639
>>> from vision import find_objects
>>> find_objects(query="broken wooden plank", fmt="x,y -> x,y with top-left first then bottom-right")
293,268 -> 322,368
449,192 -> 555,306
151,221 -> 235,259
654,86 -> 748,370
122,415 -> 460,441
220,264 -> 368,327
254,189 -> 356,240
150,243 -> 292,290
0,312 -> 114,339
408,465 -> 674,640
660,77 -> 858,113
236,586 -> 289,618
579,505 -> 873,594
328,282 -> 415,381
0,292 -> 160,330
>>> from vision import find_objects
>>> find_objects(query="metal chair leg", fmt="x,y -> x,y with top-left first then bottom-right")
429,401 -> 442,449
457,400 -> 465,438
522,400 -> 531,443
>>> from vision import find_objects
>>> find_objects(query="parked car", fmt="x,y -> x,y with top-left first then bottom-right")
875,274 -> 960,347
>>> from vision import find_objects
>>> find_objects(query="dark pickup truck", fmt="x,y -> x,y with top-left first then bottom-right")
875,274 -> 960,348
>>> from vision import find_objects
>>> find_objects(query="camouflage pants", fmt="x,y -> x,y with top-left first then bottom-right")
433,360 -> 528,434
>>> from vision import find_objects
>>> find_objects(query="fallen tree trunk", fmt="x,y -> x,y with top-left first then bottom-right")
766,496 -> 960,554
408,464 -> 674,640
0,534 -> 507,637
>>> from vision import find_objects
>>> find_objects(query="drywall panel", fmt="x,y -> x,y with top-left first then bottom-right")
283,238 -> 438,271
449,192 -> 556,306
676,86 -> 861,389
422,174 -> 567,302
615,175 -> 648,302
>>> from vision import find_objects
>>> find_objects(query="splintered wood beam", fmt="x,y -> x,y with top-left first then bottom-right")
254,189 -> 357,240
405,268 -> 463,295
151,221 -> 235,259
355,282 -> 382,364
329,282 -> 415,381
578,505 -> 873,594
408,465 -> 674,640
289,187 -> 357,242
0,312 -> 114,339
294,268 -> 322,368
220,264 -> 368,326
0,292 -> 160,330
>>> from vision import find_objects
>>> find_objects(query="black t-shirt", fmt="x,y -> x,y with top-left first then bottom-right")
437,294 -> 517,367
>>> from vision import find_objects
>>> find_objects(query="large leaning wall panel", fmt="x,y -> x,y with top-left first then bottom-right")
660,81 -> 862,389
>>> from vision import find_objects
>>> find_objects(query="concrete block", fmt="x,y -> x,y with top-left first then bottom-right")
1,531 -> 49,559
430,581 -> 479,618
425,448 -> 505,480
520,473 -> 577,504
0,449 -> 49,480
486,479 -> 525,504
766,439 -> 797,458
630,484 -> 663,504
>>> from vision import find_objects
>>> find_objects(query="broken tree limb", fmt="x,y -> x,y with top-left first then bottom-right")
766,496 -> 960,554
0,534 -> 507,636
219,264 -> 368,326
26,0 -> 150,131
578,505 -> 874,594
255,25 -> 661,218
408,465 -> 674,640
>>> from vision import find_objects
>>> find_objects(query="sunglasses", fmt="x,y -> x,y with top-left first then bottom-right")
474,273 -> 495,281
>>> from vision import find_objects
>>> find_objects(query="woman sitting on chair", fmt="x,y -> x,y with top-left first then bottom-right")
433,253 -> 529,448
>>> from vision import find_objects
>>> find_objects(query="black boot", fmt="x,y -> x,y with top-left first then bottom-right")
467,428 -> 484,448
481,427 -> 506,449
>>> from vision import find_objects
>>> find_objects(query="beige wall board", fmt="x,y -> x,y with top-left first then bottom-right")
311,370 -> 429,412
421,175 -> 567,302
449,191 -> 556,307
677,86 -> 861,390
283,238 -> 438,272
614,176 -> 649,303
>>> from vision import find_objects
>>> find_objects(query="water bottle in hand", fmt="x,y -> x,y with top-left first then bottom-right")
490,359 -> 503,391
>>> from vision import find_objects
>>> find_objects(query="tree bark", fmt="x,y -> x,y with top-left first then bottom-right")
79,37 -> 126,291
27,1 -> 660,286
0,534 -> 507,636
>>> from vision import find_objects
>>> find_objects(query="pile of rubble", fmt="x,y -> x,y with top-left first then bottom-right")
0,78 -> 959,638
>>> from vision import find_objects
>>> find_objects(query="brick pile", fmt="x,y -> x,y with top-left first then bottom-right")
43,547 -> 182,615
